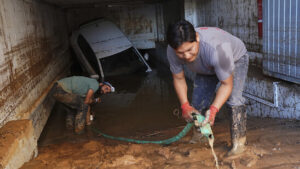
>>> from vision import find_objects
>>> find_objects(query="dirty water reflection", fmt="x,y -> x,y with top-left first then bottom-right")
39,69 -> 186,146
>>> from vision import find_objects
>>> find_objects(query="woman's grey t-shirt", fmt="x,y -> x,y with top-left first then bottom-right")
167,27 -> 247,81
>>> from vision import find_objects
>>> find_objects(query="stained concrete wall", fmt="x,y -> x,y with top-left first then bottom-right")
185,0 -> 261,53
153,0 -> 300,120
0,0 -> 70,130
163,0 -> 184,34
65,0 -> 183,49
188,0 -> 300,119
66,3 -> 165,49
0,0 -> 70,168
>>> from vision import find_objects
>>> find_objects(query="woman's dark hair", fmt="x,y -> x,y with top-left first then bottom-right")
167,20 -> 196,49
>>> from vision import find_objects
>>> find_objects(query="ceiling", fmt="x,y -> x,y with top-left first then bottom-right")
42,0 -> 163,8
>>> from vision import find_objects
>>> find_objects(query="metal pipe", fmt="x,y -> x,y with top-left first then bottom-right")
132,47 -> 152,72
243,82 -> 279,107
257,0 -> 263,38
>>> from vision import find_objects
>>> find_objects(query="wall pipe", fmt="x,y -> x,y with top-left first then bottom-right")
257,0 -> 263,38
243,82 -> 279,107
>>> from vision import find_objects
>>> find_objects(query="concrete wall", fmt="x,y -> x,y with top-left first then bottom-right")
163,0 -> 184,33
0,0 -> 70,168
190,0 -> 300,120
245,67 -> 300,119
0,120 -> 37,169
66,3 -> 165,49
185,0 -> 261,53
0,0 -> 70,130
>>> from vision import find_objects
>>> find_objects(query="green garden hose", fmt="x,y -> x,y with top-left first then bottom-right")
92,114 -> 213,145
92,123 -> 194,145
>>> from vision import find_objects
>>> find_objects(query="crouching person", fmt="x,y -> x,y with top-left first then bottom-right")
52,76 -> 115,134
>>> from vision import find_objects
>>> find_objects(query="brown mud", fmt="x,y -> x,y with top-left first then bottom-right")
22,117 -> 300,169
22,69 -> 300,169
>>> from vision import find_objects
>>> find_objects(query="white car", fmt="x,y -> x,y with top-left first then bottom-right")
70,18 -> 152,81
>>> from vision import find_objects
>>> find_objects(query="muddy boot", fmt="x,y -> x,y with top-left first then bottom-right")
227,105 -> 247,156
64,108 -> 74,130
75,111 -> 86,134
66,113 -> 74,130
75,104 -> 88,134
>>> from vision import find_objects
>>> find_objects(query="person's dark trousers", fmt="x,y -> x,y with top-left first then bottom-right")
191,75 -> 218,112
63,106 -> 75,130
191,54 -> 249,155
52,83 -> 88,134
227,53 -> 249,155
190,74 -> 218,143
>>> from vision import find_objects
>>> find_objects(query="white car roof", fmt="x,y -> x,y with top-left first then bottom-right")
79,19 -> 132,59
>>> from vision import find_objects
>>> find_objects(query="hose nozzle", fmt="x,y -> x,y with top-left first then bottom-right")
192,113 -> 214,139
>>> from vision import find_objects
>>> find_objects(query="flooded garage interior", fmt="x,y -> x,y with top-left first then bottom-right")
0,0 -> 299,169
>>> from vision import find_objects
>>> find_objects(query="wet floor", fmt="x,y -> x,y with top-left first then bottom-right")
28,66 -> 300,169
25,116 -> 300,169
39,67 -> 188,146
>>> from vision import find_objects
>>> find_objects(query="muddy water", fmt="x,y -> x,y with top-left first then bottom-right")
39,68 -> 187,146
91,69 -> 187,138
208,137 -> 219,169
27,68 -> 300,169
25,117 -> 300,169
